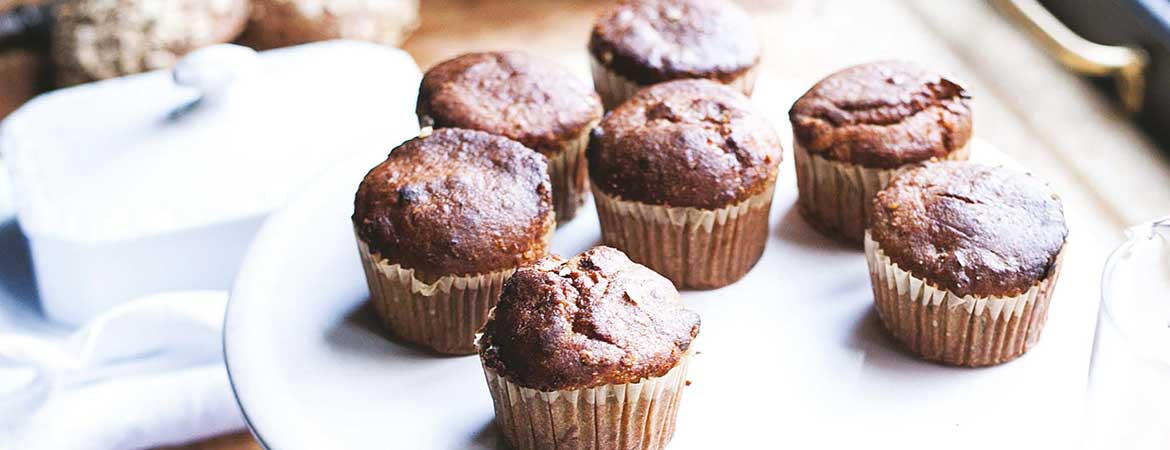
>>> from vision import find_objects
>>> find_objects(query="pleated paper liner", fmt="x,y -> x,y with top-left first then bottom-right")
482,351 -> 692,450
588,56 -> 758,110
355,234 -> 514,355
592,184 -> 775,290
547,122 -> 596,224
793,143 -> 971,244
864,232 -> 1065,367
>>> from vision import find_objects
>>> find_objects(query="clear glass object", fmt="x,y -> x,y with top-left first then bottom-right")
1089,216 -> 1170,449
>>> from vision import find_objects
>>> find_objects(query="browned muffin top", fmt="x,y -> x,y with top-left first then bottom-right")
479,246 -> 700,391
789,61 -> 972,169
588,79 -> 781,209
589,0 -> 759,85
869,162 -> 1067,298
417,52 -> 603,156
352,128 -> 554,278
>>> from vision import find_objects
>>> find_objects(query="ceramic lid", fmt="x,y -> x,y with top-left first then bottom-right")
0,40 -> 421,243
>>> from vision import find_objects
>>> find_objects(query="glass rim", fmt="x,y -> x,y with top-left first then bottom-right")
1099,216 -> 1170,368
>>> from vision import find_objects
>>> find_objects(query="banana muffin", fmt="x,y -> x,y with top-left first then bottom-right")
790,61 -> 973,244
478,246 -> 700,450
417,52 -> 603,223
589,0 -> 760,109
352,128 -> 554,355
588,79 -> 781,289
865,161 -> 1067,367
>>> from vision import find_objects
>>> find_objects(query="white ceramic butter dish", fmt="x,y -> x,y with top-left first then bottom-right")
0,41 -> 422,325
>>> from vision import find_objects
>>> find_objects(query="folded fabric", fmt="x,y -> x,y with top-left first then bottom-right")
0,162 -> 11,220
0,291 -> 245,450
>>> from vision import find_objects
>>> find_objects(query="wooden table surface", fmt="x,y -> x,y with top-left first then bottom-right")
137,0 -> 1166,448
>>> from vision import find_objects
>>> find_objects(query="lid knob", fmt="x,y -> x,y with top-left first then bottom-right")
172,44 -> 260,104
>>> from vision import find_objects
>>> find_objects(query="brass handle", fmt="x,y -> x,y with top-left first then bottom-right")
991,0 -> 1148,114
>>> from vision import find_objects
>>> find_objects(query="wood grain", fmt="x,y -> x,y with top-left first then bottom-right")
0,48 -> 45,119
0,0 -> 51,10
159,432 -> 260,450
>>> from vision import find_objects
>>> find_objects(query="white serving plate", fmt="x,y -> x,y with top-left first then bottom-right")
225,122 -> 1098,448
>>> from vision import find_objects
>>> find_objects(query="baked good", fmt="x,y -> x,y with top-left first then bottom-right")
238,0 -> 419,50
790,61 -> 974,243
865,161 -> 1067,367
588,0 -> 760,109
789,60 -> 973,244
417,52 -> 603,223
587,79 -> 781,289
51,0 -> 249,86
478,246 -> 700,450
352,128 -> 554,355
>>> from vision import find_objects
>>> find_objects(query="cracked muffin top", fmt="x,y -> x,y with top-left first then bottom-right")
589,0 -> 759,85
352,128 -> 554,279
789,61 -> 972,169
417,52 -> 603,156
587,79 -> 781,209
479,246 -> 700,391
869,162 -> 1067,298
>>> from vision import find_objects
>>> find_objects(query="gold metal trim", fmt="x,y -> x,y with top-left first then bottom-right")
992,0 -> 1148,114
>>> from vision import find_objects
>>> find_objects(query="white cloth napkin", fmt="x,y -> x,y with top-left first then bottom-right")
0,161 -> 12,220
0,291 -> 245,450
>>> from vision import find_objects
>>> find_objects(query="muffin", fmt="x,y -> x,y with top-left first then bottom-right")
588,0 -> 760,109
417,52 -> 603,223
478,246 -> 700,450
352,128 -> 554,355
51,0 -> 249,86
789,61 -> 973,244
238,0 -> 419,50
865,162 -> 1068,367
588,79 -> 781,289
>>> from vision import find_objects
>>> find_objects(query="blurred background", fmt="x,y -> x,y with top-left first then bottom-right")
2,0 -> 1168,230
0,0 -> 1167,449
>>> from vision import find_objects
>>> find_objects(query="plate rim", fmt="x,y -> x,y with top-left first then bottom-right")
223,138 -> 1051,449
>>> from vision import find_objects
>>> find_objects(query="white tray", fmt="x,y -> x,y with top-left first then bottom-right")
224,133 -> 1097,449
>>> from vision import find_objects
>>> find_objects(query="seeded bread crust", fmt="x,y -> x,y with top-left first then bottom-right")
51,0 -> 248,86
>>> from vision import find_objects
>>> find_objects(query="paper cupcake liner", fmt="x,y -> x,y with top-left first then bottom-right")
864,232 -> 1065,367
482,352 -> 692,450
793,142 -> 970,244
355,234 -> 514,355
592,184 -> 774,289
547,123 -> 595,224
589,56 -> 758,110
